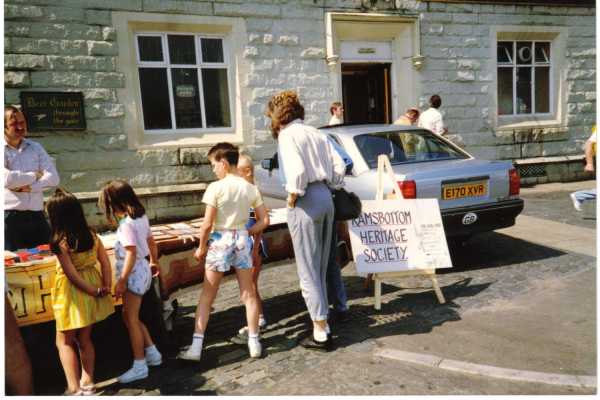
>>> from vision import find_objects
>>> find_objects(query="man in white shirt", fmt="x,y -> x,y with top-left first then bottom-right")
418,94 -> 448,136
4,106 -> 60,251
328,102 -> 344,126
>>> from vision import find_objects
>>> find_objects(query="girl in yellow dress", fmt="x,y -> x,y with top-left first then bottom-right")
47,188 -> 115,395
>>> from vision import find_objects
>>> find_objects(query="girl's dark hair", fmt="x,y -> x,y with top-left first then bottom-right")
266,90 -> 304,140
99,179 -> 146,225
46,188 -> 95,255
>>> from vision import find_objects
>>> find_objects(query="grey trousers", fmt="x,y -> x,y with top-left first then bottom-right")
287,181 -> 334,322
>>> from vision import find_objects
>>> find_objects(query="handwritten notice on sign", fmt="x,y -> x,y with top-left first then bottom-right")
348,199 -> 452,274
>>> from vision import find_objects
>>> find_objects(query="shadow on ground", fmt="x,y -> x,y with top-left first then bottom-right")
445,231 -> 566,274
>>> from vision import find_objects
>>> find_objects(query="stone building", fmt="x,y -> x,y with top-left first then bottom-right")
4,0 -> 596,229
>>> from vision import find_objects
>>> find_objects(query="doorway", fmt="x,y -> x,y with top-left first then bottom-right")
341,63 -> 392,124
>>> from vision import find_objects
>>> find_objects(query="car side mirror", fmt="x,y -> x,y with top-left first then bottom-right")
262,156 -> 279,170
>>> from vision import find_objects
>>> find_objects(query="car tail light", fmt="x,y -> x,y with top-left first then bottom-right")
396,180 -> 417,199
509,169 -> 520,196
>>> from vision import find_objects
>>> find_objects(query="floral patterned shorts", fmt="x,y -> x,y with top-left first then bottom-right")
115,240 -> 152,296
205,229 -> 252,272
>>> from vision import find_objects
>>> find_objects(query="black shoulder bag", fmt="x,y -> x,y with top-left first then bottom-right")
333,188 -> 362,221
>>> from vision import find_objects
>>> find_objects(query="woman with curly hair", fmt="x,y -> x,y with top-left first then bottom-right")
266,90 -> 346,351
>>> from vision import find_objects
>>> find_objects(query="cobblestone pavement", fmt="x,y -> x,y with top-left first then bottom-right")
96,228 -> 595,395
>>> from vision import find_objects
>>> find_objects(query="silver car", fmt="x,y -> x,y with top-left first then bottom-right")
255,124 -> 523,242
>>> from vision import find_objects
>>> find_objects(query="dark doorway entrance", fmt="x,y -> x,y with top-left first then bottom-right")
341,62 -> 392,124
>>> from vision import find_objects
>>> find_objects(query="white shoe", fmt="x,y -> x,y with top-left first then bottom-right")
232,327 -> 250,344
259,317 -> 267,328
248,339 -> 262,358
177,346 -> 201,361
117,365 -> 148,383
571,193 -> 584,212
145,351 -> 162,366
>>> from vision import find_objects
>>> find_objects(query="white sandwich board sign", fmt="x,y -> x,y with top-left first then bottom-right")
349,155 -> 452,308
349,199 -> 452,274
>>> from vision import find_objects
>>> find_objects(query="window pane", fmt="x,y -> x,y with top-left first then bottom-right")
201,39 -> 224,63
535,67 -> 550,113
516,41 -> 533,64
137,36 -> 164,62
201,69 -> 231,128
497,41 -> 513,64
168,35 -> 196,65
498,67 -> 513,115
516,67 -> 532,114
171,68 -> 203,129
535,42 -> 550,64
139,68 -> 172,130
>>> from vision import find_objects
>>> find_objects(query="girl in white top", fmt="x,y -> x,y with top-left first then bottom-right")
99,180 -> 162,384
267,90 -> 345,352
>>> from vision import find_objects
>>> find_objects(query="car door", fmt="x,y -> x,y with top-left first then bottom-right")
255,153 -> 287,210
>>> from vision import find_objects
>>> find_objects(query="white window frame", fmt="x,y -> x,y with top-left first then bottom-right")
134,32 -> 234,134
112,12 -> 250,150
497,40 -> 552,117
489,26 -> 568,130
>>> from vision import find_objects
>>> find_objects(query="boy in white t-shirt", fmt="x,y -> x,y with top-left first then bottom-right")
178,143 -> 270,361
329,102 -> 344,125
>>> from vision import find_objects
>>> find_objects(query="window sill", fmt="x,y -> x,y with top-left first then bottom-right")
133,130 -> 243,149
497,116 -> 561,130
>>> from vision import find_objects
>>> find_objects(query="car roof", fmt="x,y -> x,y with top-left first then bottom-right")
318,124 -> 425,137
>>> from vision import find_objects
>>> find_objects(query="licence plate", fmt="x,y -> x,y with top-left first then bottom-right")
443,183 -> 487,200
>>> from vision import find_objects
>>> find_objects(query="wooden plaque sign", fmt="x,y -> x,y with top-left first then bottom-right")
20,91 -> 86,130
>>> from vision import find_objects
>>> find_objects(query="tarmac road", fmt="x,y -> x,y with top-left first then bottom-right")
46,181 -> 597,396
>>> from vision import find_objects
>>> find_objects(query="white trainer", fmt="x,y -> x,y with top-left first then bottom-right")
232,326 -> 250,344
570,193 -> 584,212
117,365 -> 148,383
258,317 -> 267,328
145,351 -> 162,366
248,339 -> 262,358
177,346 -> 201,361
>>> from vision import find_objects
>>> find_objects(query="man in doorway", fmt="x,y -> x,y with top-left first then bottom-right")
329,102 -> 344,126
394,108 -> 420,126
418,94 -> 448,136
4,106 -> 60,251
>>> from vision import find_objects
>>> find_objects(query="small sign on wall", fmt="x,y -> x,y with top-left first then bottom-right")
20,91 -> 86,130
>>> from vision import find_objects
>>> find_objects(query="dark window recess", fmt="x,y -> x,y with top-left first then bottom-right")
138,36 -> 164,62
201,68 -> 231,128
138,68 -> 172,130
168,35 -> 196,65
171,68 -> 203,129
517,164 -> 547,178
201,39 -> 225,63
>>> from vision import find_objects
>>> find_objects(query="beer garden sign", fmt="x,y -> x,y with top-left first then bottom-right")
20,91 -> 86,130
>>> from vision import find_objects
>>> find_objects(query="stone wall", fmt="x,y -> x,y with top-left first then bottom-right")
417,1 -> 596,182
4,0 -> 596,227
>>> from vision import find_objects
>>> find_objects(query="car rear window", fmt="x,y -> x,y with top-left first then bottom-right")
353,130 -> 468,169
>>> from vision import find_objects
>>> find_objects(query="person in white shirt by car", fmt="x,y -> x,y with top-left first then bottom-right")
328,102 -> 344,126
4,106 -> 60,251
418,94 -> 448,136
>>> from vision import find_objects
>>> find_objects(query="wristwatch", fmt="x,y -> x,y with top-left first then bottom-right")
287,201 -> 295,208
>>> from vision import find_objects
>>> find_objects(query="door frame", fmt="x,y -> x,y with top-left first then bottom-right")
324,12 -> 421,124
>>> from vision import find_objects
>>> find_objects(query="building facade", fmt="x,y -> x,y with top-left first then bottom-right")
4,0 -> 596,229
